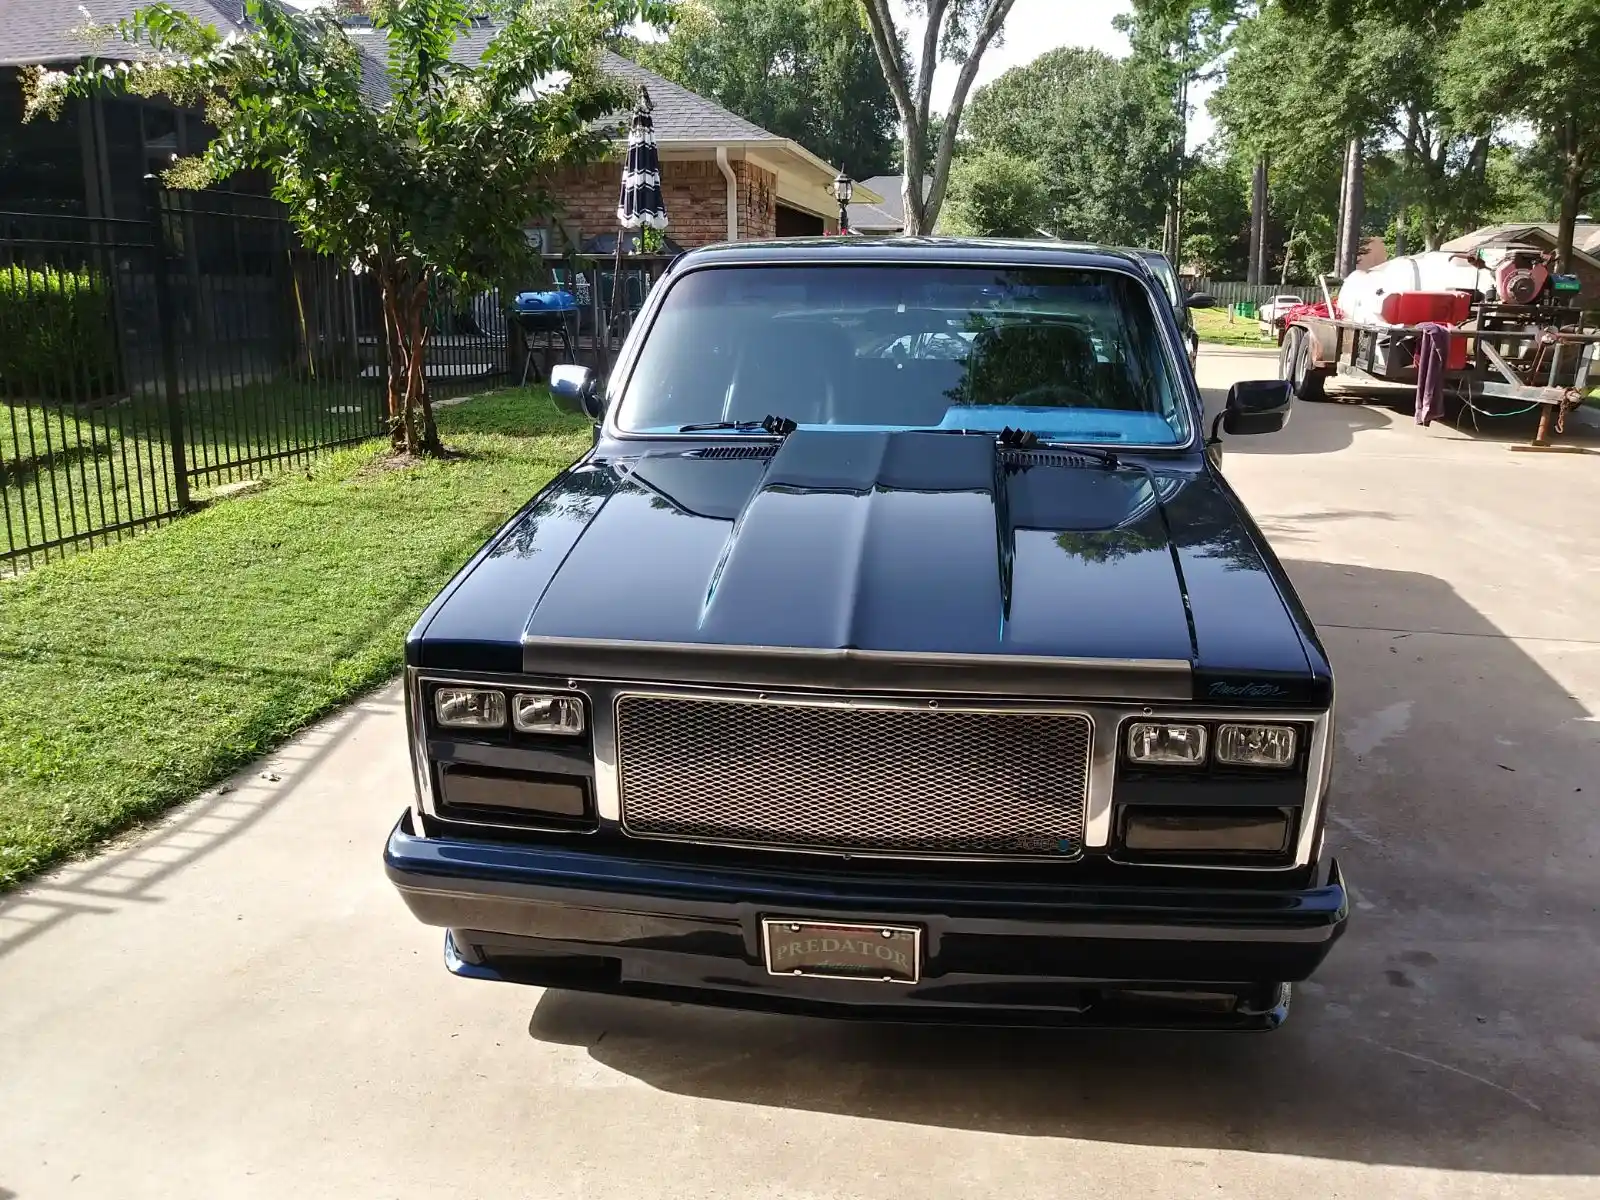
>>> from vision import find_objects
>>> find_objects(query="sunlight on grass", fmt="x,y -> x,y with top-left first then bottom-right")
1193,306 -> 1275,349
0,386 -> 588,889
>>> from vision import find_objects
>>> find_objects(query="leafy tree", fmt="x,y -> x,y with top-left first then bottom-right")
623,0 -> 897,177
941,148 -> 1047,237
1117,2 -> 1249,255
1481,141 -> 1564,225
1212,1 -> 1493,260
962,47 -> 1181,246
858,0 -> 1020,235
1443,0 -> 1600,272
25,0 -> 664,456
1180,150 -> 1250,277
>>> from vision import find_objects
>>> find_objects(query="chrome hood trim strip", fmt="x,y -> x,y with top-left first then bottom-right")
521,636 -> 1192,702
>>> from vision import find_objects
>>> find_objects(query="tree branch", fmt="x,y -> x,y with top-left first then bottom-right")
922,0 -> 1018,228
861,0 -> 914,126
915,0 -> 951,129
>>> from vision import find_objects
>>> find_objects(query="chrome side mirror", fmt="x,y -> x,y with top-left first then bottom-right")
549,364 -> 603,421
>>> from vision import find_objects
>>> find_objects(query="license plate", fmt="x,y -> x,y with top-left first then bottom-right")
761,919 -> 922,984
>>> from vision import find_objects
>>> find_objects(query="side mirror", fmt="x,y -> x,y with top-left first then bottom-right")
549,364 -> 603,421
1217,379 -> 1291,437
1185,292 -> 1216,309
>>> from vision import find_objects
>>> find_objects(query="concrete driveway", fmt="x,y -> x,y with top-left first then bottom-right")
3,347 -> 1598,1199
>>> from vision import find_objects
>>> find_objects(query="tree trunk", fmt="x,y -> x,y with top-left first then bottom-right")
1347,139 -> 1365,269
1334,144 -> 1349,275
1394,206 -> 1408,257
1422,208 -> 1441,253
902,151 -> 926,235
1337,137 -> 1363,276
1557,164 -> 1582,277
1165,63 -> 1190,262
1248,155 -> 1268,285
1281,208 -> 1300,286
380,267 -> 443,457
1556,116 -> 1583,275
860,0 -> 1018,236
380,270 -> 406,449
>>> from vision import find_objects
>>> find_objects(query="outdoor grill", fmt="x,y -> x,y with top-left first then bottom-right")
615,694 -> 1092,857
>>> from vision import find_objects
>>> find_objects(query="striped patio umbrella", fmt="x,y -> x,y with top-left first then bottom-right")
605,86 -> 666,358
616,86 -> 667,234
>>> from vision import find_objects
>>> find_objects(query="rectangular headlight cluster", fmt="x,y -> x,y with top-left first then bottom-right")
1126,721 -> 1297,768
433,687 -> 585,736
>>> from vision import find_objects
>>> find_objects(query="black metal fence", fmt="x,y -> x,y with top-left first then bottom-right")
0,187 -> 664,573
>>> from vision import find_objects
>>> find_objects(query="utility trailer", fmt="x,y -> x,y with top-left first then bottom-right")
1279,275 -> 1600,448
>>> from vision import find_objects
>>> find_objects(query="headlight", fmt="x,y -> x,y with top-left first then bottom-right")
1216,723 -> 1297,767
513,692 -> 585,736
1126,722 -> 1207,766
433,687 -> 506,729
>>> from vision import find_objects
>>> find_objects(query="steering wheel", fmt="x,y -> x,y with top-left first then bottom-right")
1010,382 -> 1093,407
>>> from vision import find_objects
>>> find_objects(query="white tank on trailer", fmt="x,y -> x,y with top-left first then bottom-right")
1338,251 -> 1491,325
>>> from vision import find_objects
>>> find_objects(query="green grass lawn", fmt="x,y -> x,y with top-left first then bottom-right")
3,379 -> 387,567
0,386 -> 589,889
1193,306 -> 1276,349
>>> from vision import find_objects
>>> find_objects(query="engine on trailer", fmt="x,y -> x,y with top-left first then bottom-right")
1474,245 -> 1582,310
1491,247 -> 1549,305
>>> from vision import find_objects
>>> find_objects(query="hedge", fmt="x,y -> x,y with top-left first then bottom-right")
0,266 -> 121,399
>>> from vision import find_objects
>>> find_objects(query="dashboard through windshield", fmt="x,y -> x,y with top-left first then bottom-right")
614,264 -> 1193,446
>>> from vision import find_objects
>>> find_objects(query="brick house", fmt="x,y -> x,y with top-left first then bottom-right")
1,3 -> 875,243
341,23 -> 873,250
540,52 -> 871,249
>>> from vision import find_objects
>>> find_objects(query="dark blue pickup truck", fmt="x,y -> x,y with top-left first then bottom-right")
385,238 -> 1346,1031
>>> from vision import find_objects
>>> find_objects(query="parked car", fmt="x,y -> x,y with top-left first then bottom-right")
386,238 -> 1347,1031
1124,247 -> 1212,368
1258,293 -> 1307,337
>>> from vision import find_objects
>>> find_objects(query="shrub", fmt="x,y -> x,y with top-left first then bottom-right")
0,266 -> 121,399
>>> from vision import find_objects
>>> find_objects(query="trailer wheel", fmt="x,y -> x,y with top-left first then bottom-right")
1288,329 -> 1330,402
1279,327 -> 1303,381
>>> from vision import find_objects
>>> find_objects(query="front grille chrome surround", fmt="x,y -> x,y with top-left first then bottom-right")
615,692 -> 1092,859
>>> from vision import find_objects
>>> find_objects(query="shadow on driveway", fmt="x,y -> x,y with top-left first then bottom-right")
1203,389 -> 1400,456
527,559 -> 1600,1175
0,689 -> 400,962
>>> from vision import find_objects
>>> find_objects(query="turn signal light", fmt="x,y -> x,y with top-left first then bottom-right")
1122,807 -> 1290,855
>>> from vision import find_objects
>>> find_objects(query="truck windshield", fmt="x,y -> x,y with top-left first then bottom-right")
614,265 -> 1192,447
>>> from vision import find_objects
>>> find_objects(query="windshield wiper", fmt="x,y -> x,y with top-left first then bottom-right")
679,414 -> 798,436
997,426 -> 1120,468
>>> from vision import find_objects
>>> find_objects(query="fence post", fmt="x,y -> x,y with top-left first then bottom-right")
144,177 -> 190,510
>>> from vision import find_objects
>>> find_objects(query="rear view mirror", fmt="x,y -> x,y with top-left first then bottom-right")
549,364 -> 603,422
1186,292 -> 1216,309
1220,379 -> 1291,436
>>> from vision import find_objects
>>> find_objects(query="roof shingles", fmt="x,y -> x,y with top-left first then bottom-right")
342,26 -> 785,143
3,7 -> 810,158
0,0 -> 246,66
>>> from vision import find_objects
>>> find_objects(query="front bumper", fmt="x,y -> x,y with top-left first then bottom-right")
385,814 -> 1349,1030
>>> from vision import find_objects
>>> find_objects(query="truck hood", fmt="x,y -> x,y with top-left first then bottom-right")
416,430 -> 1324,703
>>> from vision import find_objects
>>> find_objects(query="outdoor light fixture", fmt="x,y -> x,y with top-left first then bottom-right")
832,167 -> 853,233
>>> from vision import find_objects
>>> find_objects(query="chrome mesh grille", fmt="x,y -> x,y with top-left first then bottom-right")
616,695 -> 1091,856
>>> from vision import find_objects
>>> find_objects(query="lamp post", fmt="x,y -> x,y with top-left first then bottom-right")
832,168 -> 853,234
